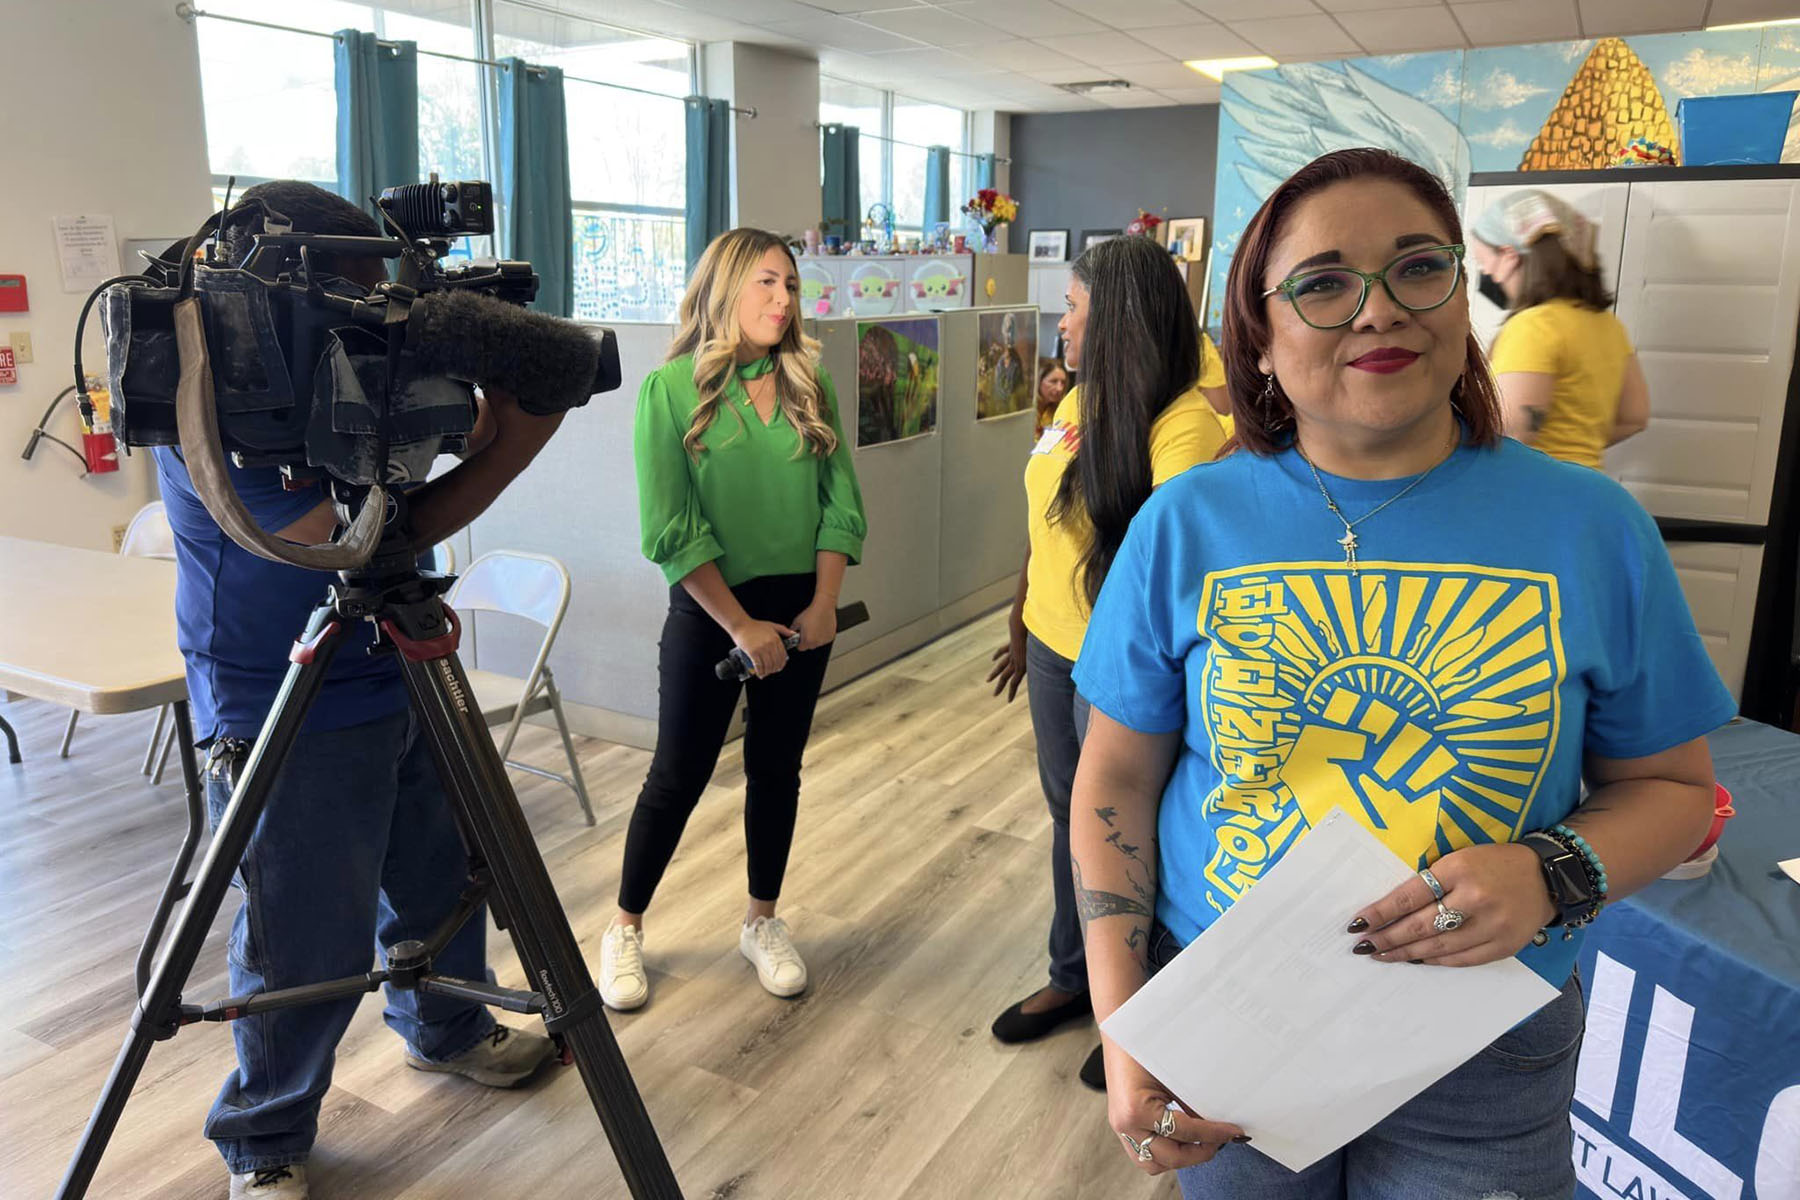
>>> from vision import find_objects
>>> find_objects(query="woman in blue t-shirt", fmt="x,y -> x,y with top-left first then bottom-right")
1070,148 -> 1734,1196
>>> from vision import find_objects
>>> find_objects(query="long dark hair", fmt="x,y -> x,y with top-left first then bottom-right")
1050,236 -> 1200,607
1222,148 -> 1503,455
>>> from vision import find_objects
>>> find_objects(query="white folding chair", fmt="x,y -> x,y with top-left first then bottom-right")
448,550 -> 594,825
62,502 -> 184,782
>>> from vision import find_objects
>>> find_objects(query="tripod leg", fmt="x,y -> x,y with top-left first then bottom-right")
133,702 -> 208,997
56,606 -> 352,1200
390,634 -> 681,1199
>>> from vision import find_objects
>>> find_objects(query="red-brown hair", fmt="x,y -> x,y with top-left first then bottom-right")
1221,148 -> 1503,456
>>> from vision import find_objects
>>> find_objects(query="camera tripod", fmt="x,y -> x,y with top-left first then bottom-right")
56,529 -> 681,1199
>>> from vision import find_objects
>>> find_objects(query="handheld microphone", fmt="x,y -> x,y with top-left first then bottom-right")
715,601 -> 870,681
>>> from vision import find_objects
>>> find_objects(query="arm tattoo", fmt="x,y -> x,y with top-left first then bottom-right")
1073,857 -> 1153,971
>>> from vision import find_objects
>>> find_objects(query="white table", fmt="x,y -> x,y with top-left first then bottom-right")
0,535 -> 204,992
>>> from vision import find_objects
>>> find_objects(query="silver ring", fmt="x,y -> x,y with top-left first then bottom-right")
1120,1131 -> 1155,1162
1433,903 -> 1466,932
1418,867 -> 1446,902
1154,1105 -> 1178,1138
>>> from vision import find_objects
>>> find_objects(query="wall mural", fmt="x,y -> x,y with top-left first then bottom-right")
1207,27 -> 1800,329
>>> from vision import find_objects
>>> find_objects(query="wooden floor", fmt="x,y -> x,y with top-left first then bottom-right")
0,611 -> 1177,1200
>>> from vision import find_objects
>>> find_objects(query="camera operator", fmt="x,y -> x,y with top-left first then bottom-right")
151,181 -> 562,1200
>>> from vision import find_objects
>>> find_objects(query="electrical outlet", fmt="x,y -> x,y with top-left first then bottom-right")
8,331 -> 31,364
111,524 -> 127,553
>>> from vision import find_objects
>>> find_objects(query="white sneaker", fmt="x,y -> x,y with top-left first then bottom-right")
740,916 -> 807,997
600,920 -> 649,1011
230,1164 -> 308,1198
403,1024 -> 556,1088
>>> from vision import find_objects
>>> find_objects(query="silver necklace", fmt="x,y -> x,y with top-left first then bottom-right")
1296,431 -> 1457,574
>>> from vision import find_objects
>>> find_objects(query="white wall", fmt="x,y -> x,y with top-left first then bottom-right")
0,0 -> 213,550
701,42 -> 821,237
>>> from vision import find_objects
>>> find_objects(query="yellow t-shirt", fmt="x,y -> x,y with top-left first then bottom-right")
1489,298 -> 1634,470
1199,331 -> 1231,438
1022,384 -> 1228,661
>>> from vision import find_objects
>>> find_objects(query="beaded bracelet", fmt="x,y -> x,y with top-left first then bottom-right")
1526,825 -> 1609,946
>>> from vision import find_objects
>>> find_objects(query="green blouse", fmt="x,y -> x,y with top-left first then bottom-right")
634,352 -> 867,587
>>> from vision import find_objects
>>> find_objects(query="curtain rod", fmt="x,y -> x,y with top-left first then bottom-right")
175,3 -> 755,117
815,121 -> 1009,165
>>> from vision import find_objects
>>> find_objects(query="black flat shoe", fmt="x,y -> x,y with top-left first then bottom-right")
1079,1042 -> 1105,1091
990,989 -> 1093,1044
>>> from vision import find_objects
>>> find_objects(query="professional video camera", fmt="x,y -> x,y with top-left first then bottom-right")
84,176 -> 620,569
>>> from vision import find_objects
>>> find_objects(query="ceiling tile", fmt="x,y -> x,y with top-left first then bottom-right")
1312,0 -> 1444,9
796,0 -> 929,12
1033,29 -> 1177,64
960,38 -> 1093,72
1698,0 -> 1800,22
765,13 -> 924,52
1159,84 -> 1225,102
670,0 -> 820,21
1019,61 -> 1116,82
1090,0 -> 1217,30
1190,0 -> 1323,18
1575,0 -> 1708,36
1121,59 -> 1220,88
1334,5 -> 1467,50
1231,13 -> 1363,55
1095,88 -> 1182,105
856,6 -> 996,46
1449,0 -> 1579,44
940,0 -> 1109,38
864,45 -> 988,74
1126,20 -> 1258,57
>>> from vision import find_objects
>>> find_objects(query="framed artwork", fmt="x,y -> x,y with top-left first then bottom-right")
1081,229 -> 1121,250
1027,229 -> 1068,261
1165,217 -> 1207,261
975,308 -> 1038,421
856,317 -> 941,447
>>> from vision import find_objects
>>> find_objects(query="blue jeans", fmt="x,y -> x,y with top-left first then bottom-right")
1150,919 -> 1583,1200
202,709 -> 495,1173
1025,633 -> 1091,994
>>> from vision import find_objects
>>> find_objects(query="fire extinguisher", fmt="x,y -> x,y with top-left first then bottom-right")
79,376 -> 118,474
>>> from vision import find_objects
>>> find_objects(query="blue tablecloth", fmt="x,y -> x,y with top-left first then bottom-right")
1574,719 -> 1800,1200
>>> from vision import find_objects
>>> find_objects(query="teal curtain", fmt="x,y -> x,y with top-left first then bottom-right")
975,152 -> 997,191
333,30 -> 419,218
686,96 -> 730,270
923,145 -> 951,228
497,59 -> 573,317
820,123 -> 860,240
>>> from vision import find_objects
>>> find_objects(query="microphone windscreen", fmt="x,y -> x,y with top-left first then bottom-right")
407,289 -> 603,415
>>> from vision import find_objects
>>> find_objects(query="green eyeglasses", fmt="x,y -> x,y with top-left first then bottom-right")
1263,243 -> 1466,330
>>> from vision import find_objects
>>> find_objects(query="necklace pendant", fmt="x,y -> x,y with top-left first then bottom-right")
1338,526 -> 1359,574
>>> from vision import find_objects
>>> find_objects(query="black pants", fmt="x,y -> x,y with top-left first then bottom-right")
617,573 -> 832,914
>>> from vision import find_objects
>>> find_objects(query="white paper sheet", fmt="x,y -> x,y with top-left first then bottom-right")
1779,856 -> 1800,886
1100,808 -> 1560,1173
54,214 -> 121,293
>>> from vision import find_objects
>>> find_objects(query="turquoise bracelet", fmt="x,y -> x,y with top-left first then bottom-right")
1549,823 -> 1609,898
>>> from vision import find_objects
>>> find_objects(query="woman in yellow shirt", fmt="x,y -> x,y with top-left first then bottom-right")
1470,189 -> 1649,468
985,235 -> 1228,1089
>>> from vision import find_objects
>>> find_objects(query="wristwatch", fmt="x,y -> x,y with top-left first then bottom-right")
1521,832 -> 1599,927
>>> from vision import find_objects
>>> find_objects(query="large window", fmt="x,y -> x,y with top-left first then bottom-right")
891,97 -> 964,234
494,3 -> 690,322
819,76 -> 885,234
194,0 -> 691,321
822,79 -> 966,238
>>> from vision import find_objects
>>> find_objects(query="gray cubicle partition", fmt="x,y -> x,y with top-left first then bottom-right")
464,310 -> 1034,750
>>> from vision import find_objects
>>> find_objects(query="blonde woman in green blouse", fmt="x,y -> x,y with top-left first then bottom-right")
600,228 -> 868,1012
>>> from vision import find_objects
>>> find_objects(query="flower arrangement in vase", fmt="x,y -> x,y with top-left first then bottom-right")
961,188 -> 1019,253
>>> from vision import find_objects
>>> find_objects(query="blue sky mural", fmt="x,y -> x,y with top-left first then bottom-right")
1206,27 -> 1800,330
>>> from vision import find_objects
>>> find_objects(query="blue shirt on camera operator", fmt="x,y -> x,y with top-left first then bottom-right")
151,181 -> 562,1200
